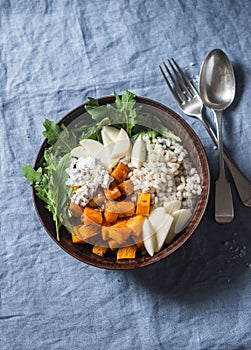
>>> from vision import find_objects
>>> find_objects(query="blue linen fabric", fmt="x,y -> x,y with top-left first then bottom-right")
1,0 -> 251,349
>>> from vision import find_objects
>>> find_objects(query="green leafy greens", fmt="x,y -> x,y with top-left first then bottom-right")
22,120 -> 75,241
84,90 -> 181,142
22,90 -> 180,241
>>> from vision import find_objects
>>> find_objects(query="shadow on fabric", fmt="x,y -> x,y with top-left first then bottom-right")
126,188 -> 251,303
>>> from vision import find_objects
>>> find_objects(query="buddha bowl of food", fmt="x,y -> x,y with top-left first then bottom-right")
23,91 -> 210,269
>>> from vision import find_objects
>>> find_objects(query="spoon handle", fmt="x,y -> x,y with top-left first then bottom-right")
214,110 -> 234,223
199,112 -> 251,207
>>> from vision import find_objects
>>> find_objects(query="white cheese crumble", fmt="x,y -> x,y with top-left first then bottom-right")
66,156 -> 113,206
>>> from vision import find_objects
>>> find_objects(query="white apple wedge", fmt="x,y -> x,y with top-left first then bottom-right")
112,128 -> 131,159
70,146 -> 89,158
101,128 -> 113,146
102,125 -> 120,142
142,218 -> 157,257
79,139 -> 104,157
164,200 -> 181,214
95,143 -> 120,170
149,207 -> 173,252
165,209 -> 192,244
131,135 -> 146,169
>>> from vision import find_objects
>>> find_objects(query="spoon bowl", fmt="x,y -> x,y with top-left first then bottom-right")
200,49 -> 236,111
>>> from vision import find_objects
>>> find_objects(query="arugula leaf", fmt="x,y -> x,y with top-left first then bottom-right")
22,164 -> 44,183
47,153 -> 72,240
43,119 -> 64,145
121,90 -> 136,110
113,90 -> 137,135
84,98 -> 106,122
135,113 -> 181,142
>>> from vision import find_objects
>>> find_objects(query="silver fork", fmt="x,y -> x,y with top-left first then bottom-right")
159,58 -> 251,207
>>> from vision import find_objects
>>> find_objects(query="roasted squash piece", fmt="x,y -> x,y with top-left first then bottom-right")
92,245 -> 108,257
136,193 -> 151,216
108,239 -> 119,250
104,201 -> 119,223
72,233 -> 85,244
78,224 -> 100,241
70,202 -> 83,217
93,188 -> 106,205
101,223 -> 111,241
104,181 -> 121,200
117,245 -> 137,259
111,162 -> 131,184
108,220 -> 131,244
117,201 -> 135,218
71,225 -> 85,243
118,180 -> 134,196
88,199 -> 99,208
81,206 -> 103,225
105,200 -> 135,219
126,215 -> 144,236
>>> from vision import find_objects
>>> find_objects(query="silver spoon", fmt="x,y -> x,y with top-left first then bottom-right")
200,49 -> 234,223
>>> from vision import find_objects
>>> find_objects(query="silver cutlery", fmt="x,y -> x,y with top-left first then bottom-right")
199,49 -> 234,223
159,58 -> 251,209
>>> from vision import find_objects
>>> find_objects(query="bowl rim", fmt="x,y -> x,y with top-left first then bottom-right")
33,95 -> 210,270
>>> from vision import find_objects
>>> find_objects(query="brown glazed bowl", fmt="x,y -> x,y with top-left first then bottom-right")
33,96 -> 210,270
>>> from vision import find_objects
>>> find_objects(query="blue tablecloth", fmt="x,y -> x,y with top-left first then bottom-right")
1,1 -> 251,349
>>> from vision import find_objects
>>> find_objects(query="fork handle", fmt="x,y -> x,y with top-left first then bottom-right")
199,112 -> 251,207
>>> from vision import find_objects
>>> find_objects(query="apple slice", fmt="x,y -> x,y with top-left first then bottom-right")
142,218 -> 157,257
131,135 -> 146,169
165,209 -> 192,244
112,128 -> 131,159
95,143 -> 120,170
102,126 -> 120,142
164,200 -> 181,214
70,146 -> 89,158
101,128 -> 113,147
79,139 -> 104,157
149,207 -> 173,252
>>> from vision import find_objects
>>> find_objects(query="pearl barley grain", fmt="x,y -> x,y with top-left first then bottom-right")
129,136 -> 202,211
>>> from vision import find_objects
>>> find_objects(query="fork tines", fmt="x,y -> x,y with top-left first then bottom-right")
159,58 -> 197,105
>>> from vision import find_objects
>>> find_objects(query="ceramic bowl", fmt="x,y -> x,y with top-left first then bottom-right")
33,96 -> 210,269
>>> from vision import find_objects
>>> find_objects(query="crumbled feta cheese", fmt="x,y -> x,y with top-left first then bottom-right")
66,156 -> 113,206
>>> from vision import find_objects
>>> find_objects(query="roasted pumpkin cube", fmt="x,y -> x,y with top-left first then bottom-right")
92,245 -> 108,257
101,224 -> 110,241
81,206 -> 103,225
111,162 -> 131,184
108,239 -> 119,250
104,201 -> 119,223
108,220 -> 131,244
72,233 -> 84,244
78,224 -> 100,241
117,201 -> 135,218
118,180 -> 134,196
71,225 -> 85,243
126,215 -> 144,236
117,245 -> 137,260
92,188 -> 106,205
105,200 -> 134,219
104,181 -> 121,200
70,202 -> 83,217
136,193 -> 151,216
88,199 -> 99,208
